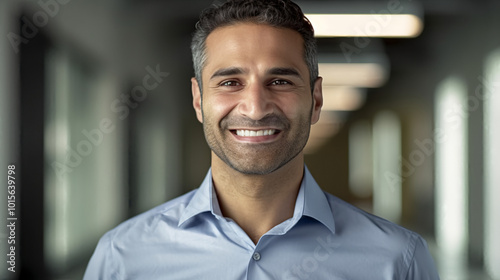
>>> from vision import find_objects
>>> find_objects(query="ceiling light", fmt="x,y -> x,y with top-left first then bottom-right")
306,14 -> 423,38
298,1 -> 424,38
322,86 -> 366,111
319,63 -> 388,88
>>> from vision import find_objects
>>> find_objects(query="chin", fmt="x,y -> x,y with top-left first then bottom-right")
226,153 -> 301,176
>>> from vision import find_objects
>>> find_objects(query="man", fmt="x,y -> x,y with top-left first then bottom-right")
84,0 -> 440,279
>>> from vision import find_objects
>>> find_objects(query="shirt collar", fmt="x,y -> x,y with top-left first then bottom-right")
300,166 -> 336,234
178,166 -> 336,234
178,169 -> 220,226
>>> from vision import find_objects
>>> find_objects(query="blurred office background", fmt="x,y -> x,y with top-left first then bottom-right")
1,0 -> 499,279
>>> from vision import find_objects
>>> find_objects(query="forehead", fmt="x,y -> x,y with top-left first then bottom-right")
203,23 -> 307,77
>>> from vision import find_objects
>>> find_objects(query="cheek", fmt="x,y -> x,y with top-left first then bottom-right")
279,96 -> 312,120
203,94 -> 239,121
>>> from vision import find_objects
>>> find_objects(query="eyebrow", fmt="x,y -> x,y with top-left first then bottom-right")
210,67 -> 247,80
209,67 -> 303,81
267,67 -> 303,81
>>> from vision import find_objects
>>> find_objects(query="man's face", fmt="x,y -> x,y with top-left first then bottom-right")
192,23 -> 322,175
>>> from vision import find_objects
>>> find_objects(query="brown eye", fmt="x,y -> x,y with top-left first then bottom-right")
221,81 -> 241,86
270,80 -> 292,86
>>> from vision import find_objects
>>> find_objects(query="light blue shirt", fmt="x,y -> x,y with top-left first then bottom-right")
84,167 -> 440,279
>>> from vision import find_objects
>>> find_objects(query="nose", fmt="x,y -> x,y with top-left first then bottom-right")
237,83 -> 274,120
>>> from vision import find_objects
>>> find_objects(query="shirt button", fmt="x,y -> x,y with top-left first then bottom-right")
253,252 -> 261,261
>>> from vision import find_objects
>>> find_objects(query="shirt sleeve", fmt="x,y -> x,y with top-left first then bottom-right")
405,236 -> 441,280
83,232 -> 122,280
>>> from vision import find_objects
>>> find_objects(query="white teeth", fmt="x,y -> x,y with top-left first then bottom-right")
236,129 -> 276,137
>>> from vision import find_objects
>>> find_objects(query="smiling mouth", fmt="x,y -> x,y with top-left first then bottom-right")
232,129 -> 279,137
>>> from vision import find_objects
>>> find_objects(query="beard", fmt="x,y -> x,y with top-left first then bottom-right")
202,112 -> 312,175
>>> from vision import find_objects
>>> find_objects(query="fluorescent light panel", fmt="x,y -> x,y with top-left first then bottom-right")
322,86 -> 365,111
306,14 -> 423,38
319,63 -> 387,88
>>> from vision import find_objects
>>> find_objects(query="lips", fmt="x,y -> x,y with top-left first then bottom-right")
229,128 -> 281,143
235,129 -> 277,137
223,115 -> 288,142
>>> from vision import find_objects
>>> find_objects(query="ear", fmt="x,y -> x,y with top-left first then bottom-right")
311,77 -> 323,124
191,77 -> 203,123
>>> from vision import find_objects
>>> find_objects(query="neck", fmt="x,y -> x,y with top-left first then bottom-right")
211,153 -> 304,244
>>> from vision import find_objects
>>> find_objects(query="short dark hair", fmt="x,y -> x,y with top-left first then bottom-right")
191,0 -> 318,92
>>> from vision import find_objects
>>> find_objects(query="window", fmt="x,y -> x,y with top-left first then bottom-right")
372,111 -> 401,222
484,49 -> 500,279
435,76 -> 468,273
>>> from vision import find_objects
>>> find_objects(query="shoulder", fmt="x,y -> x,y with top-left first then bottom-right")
105,189 -> 197,242
83,190 -> 198,279
323,192 -> 437,278
325,192 -> 418,241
